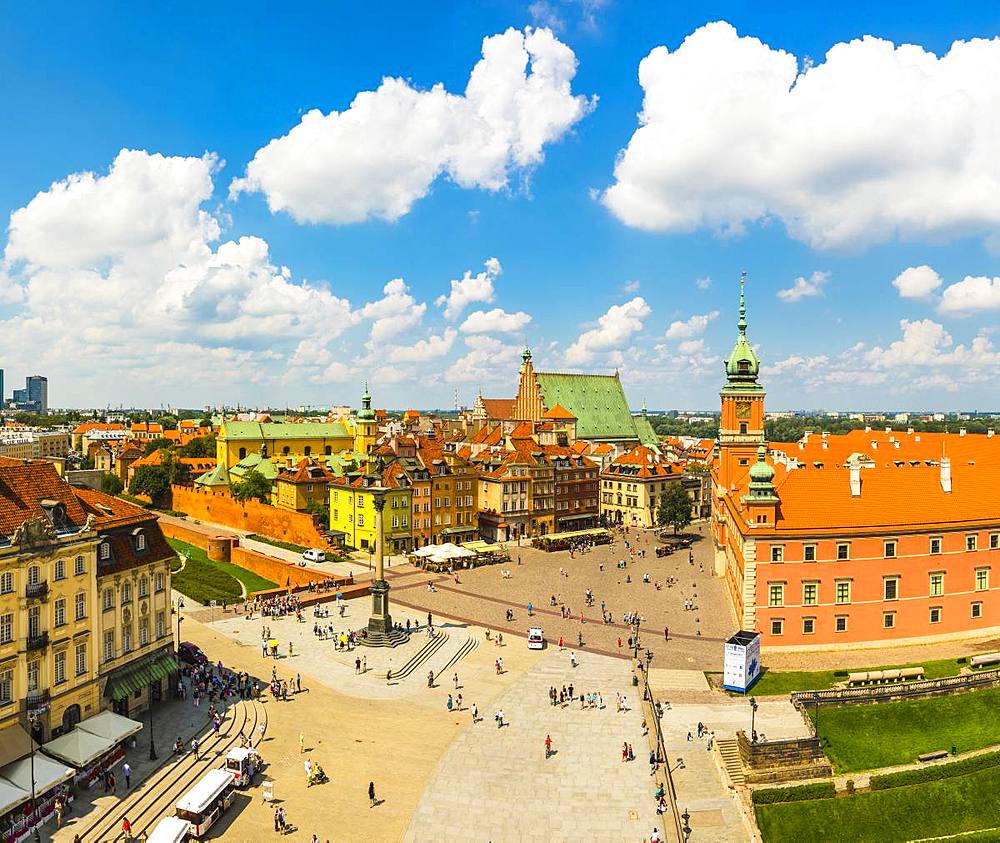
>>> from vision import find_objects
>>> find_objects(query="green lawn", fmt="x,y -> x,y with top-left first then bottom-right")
812,686 -> 1000,772
168,538 -> 277,605
745,656 -> 966,697
757,765 -> 1000,842
246,534 -> 310,554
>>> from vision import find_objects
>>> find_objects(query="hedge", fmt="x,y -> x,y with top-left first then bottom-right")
751,781 -> 836,805
870,750 -> 1000,791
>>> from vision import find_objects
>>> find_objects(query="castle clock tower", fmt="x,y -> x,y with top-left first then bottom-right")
718,273 -> 765,490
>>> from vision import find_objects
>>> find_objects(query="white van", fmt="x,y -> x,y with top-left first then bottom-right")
527,628 -> 545,649
302,548 -> 326,563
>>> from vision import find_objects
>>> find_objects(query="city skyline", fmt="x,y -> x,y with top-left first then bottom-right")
3,4 -> 1000,410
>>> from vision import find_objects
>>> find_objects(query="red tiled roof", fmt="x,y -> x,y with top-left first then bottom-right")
482,398 -> 515,420
543,403 -> 576,420
0,462 -> 89,537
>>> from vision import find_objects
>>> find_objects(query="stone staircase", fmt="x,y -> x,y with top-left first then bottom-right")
717,738 -> 746,787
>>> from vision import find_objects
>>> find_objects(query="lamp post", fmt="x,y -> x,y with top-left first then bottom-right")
174,598 -> 184,649
148,680 -> 157,761
26,708 -> 42,842
633,615 -> 641,660
749,696 -> 759,743
681,807 -> 691,842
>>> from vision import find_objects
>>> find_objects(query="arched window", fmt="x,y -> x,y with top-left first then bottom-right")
238,447 -> 247,460
282,446 -> 290,456
122,581 -> 132,603
304,446 -> 311,456
138,576 -> 148,598
325,446 -> 332,456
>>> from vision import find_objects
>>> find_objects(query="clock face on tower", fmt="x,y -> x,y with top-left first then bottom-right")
736,400 -> 752,420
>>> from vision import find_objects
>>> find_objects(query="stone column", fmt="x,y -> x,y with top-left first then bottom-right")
366,487 -> 393,641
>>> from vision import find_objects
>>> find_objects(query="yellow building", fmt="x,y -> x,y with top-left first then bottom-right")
330,461 -> 413,555
273,458 -> 337,512
216,420 -> 354,470
599,445 -> 687,528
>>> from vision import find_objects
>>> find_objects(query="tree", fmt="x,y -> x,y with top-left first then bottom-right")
100,473 -> 124,495
78,456 -> 95,470
179,434 -> 216,458
657,482 -> 692,535
199,418 -> 213,429
143,437 -> 173,456
230,468 -> 271,504
129,465 -> 171,506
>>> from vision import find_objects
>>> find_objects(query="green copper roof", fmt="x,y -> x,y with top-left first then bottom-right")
535,372 -> 642,441
222,421 -> 351,440
745,445 -> 779,502
724,272 -> 762,389
632,412 -> 660,450
229,452 -> 279,481
194,463 -> 229,487
358,382 -> 375,421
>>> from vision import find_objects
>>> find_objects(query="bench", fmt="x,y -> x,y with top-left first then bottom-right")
970,652 -> 1000,669
846,666 -> 925,687
918,750 -> 949,763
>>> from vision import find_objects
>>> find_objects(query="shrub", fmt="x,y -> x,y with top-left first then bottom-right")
844,779 -> 855,794
870,750 -> 1000,791
751,781 -> 836,804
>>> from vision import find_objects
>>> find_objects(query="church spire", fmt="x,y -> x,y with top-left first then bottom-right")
724,271 -> 761,389
738,270 -> 748,337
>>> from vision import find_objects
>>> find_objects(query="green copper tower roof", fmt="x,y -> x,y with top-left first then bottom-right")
723,271 -> 763,393
358,381 -> 375,421
745,445 -> 779,502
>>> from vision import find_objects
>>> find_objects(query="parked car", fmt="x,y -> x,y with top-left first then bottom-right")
178,641 -> 208,666
302,548 -> 326,563
527,627 -> 546,650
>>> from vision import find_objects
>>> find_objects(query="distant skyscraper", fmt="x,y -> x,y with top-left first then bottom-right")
0,368 -> 4,406
26,376 -> 47,413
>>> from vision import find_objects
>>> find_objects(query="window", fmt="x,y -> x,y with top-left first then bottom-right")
27,566 -> 39,586
992,533 -> 1000,550
930,606 -> 942,624
136,532 -> 146,551
977,568 -> 989,592
0,614 -> 11,644
122,582 -> 132,604
972,602 -> 983,619
103,589 -> 114,611
0,670 -> 10,703
325,446 -> 332,456
357,514 -> 364,527
930,537 -> 942,554
76,642 -> 87,676
238,447 -> 247,460
835,580 -> 851,604
770,545 -> 784,563
140,617 -> 149,647
74,555 -> 85,575
884,541 -> 896,559
26,661 -> 38,693
802,618 -> 815,635
122,625 -> 132,653
139,576 -> 148,598
54,559 -> 66,581
967,534 -> 979,551
884,578 -> 899,601
837,543 -> 850,561
156,611 -> 165,639
75,592 -> 86,621
768,583 -> 784,607
104,631 -> 114,662
883,612 -> 896,629
304,446 -> 311,456
54,598 -> 66,627
803,545 -> 816,562
802,583 -> 818,606
835,615 -> 848,633
0,573 -> 10,595
392,516 -> 399,528
99,542 -> 110,560
402,516 -> 408,527
54,650 -> 66,685
929,573 -> 944,597
282,446 -> 290,456
155,572 -> 164,593
770,618 -> 784,636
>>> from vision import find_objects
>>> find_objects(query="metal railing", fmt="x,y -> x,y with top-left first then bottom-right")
26,632 -> 48,652
793,667 -> 1000,707
25,581 -> 48,600
25,689 -> 48,710
640,662 -> 685,842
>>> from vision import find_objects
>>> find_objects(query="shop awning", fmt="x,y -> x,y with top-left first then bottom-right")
76,710 -> 143,745
0,753 -> 73,813
0,725 -> 36,769
43,729 -> 112,769
103,650 -> 181,701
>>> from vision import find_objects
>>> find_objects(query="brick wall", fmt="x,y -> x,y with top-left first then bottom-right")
170,485 -> 329,547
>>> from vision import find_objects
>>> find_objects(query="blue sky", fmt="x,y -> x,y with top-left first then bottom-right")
3,2 -> 1000,411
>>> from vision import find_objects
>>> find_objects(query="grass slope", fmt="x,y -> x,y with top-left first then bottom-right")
813,687 -> 1000,772
757,765 -> 1000,842
749,656 -> 965,697
168,538 -> 277,605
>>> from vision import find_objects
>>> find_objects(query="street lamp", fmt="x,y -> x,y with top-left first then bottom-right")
174,598 -> 185,647
681,807 -> 691,842
749,696 -> 759,743
633,616 -> 641,660
26,708 -> 42,842
148,680 -> 157,761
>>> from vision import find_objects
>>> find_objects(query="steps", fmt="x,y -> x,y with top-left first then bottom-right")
438,636 -> 479,675
717,738 -> 746,787
391,632 -> 450,680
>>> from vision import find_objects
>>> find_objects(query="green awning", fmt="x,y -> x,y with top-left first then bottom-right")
105,651 -> 181,702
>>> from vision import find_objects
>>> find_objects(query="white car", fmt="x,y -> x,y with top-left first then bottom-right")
302,548 -> 326,563
527,628 -> 545,649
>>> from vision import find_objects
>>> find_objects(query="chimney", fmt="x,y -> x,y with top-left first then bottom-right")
940,457 -> 952,493
989,429 -> 995,439
907,427 -> 914,435
850,463 -> 862,497
864,425 -> 871,433
871,440 -> 878,450
960,428 -> 967,437
821,439 -> 828,450
885,426 -> 892,435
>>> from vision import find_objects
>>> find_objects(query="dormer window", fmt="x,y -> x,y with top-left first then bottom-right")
99,542 -> 111,560
132,528 -> 146,552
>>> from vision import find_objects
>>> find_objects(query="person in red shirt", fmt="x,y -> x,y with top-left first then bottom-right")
545,735 -> 553,758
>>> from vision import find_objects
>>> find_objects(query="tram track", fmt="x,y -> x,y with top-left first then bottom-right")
78,697 -> 268,841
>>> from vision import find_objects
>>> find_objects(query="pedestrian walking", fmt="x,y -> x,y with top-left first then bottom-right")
122,761 -> 132,789
273,807 -> 280,833
558,636 -> 564,650
299,732 -> 305,754
545,734 -> 552,758
191,737 -> 200,760
570,651 -> 577,668
453,672 -> 459,689
471,702 -> 478,722
289,641 -> 294,657
121,816 -> 132,840
296,673 -> 302,692
355,657 -> 361,674
456,693 -> 463,710
447,694 -> 453,712
664,626 -> 669,641
369,781 -> 377,807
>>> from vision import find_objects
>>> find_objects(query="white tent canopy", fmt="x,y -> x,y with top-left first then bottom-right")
0,753 -> 73,813
43,729 -> 112,769
76,710 -> 142,744
0,777 -> 29,817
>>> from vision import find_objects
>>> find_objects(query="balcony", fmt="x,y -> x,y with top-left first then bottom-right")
25,581 -> 48,601
26,632 -> 48,652
25,689 -> 49,710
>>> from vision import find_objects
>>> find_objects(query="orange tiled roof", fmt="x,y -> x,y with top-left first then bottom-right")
0,462 -> 89,537
72,487 -> 156,529
543,404 -> 576,420
277,458 -> 336,485
72,422 -> 125,435
508,421 -> 535,439
482,398 -> 515,420
471,425 -> 504,446
604,445 -> 678,479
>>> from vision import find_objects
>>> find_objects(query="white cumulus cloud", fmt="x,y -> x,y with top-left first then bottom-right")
231,28 -> 595,224
386,329 -> 458,363
358,278 -> 426,346
436,257 -> 501,321
565,296 -> 651,364
777,271 -> 829,302
893,265 -> 943,299
460,308 -> 532,334
665,310 -> 719,340
602,21 -> 1000,250
939,275 -> 1000,314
